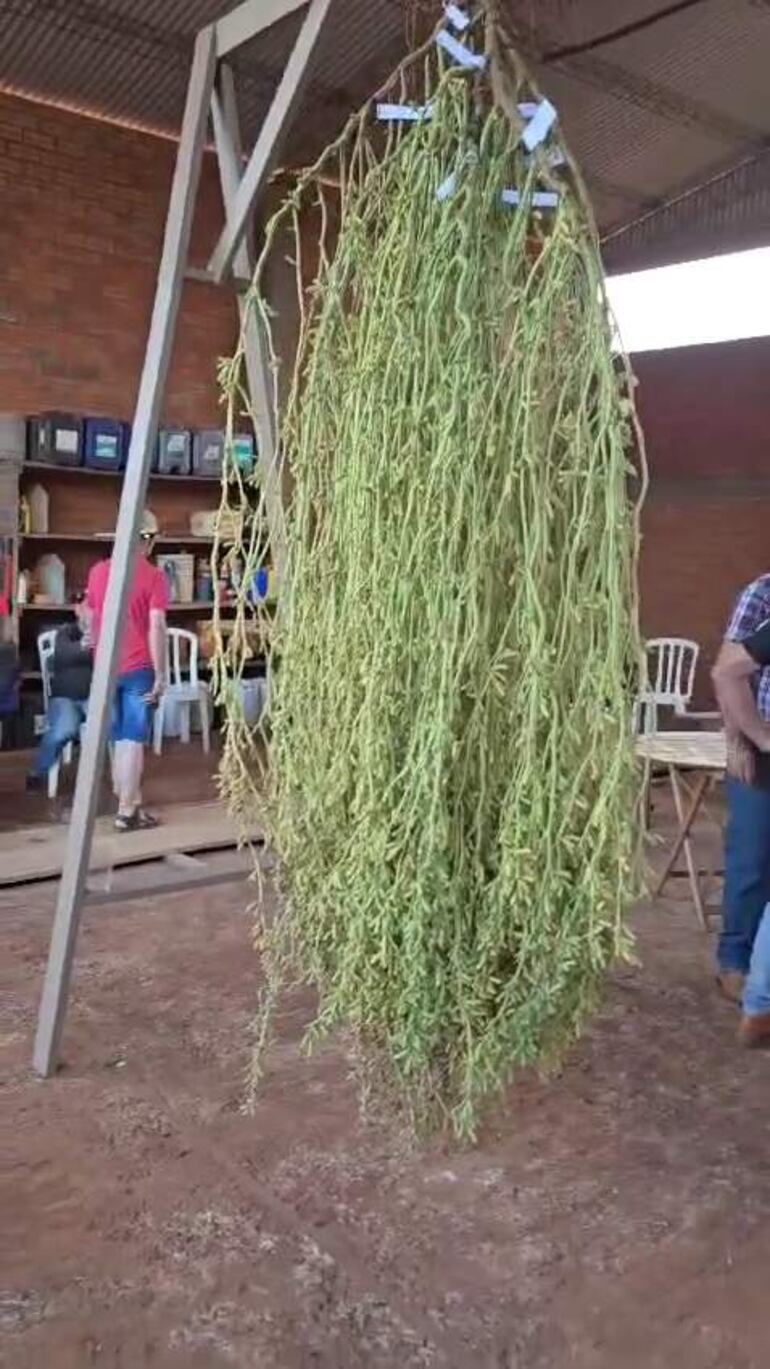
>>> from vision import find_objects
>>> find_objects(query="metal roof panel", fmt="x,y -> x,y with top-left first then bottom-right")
0,0 -> 768,268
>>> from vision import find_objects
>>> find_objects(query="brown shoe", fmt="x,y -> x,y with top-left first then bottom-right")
738,1012 -> 770,1048
716,971 -> 745,1005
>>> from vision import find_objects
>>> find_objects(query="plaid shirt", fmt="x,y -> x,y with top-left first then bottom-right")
726,574 -> 770,720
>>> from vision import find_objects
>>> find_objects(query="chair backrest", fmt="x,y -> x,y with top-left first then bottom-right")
37,628 -> 58,709
167,626 -> 199,688
644,638 -> 699,712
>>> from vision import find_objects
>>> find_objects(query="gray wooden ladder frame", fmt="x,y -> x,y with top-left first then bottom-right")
33,0 -> 330,1077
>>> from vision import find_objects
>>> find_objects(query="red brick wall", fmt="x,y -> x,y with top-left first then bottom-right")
0,92 -> 236,425
635,336 -> 770,704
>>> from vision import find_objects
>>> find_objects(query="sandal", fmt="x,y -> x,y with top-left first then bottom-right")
114,808 -> 159,832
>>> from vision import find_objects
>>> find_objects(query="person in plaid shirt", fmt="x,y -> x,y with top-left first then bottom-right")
713,574 -> 770,1007
713,611 -> 770,1046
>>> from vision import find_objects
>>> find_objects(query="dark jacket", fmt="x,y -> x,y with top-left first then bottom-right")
51,624 -> 92,702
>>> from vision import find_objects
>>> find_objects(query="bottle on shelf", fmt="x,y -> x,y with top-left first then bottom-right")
28,483 -> 50,533
33,553 -> 66,605
230,554 -> 243,594
195,557 -> 213,602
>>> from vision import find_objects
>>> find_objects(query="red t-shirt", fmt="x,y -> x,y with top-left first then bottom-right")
87,555 -> 169,676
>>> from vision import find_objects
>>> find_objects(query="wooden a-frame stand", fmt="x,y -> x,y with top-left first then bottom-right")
33,0 -> 333,1077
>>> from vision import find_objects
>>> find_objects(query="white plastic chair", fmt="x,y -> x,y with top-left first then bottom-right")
153,627 -> 211,755
645,638 -> 699,715
37,627 -> 77,799
633,691 -> 659,737
642,637 -> 720,724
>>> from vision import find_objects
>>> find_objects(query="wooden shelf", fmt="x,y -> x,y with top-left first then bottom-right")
20,600 -> 224,614
165,602 -> 224,613
21,531 -> 216,545
19,602 -> 80,613
20,461 -> 228,485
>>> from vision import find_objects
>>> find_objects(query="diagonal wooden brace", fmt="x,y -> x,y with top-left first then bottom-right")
207,0 -> 333,284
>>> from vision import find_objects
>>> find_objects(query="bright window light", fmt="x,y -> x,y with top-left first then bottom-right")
605,245 -> 770,354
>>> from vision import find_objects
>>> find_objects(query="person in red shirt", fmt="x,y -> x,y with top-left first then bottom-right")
86,528 -> 168,830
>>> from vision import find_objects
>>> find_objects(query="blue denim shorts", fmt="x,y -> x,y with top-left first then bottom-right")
111,668 -> 155,743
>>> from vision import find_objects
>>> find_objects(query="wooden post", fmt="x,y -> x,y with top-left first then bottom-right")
32,27 -> 217,1077
32,0 -> 323,1077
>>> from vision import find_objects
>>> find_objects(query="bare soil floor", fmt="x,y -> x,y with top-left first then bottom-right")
2,785 -> 769,1368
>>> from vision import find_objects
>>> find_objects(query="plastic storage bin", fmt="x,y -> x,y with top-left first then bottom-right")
27,413 -> 83,466
231,433 -> 255,474
155,429 -> 192,475
192,429 -> 224,478
239,677 -> 268,726
84,417 -> 129,471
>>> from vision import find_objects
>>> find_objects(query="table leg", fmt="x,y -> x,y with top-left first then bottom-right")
675,772 -> 715,887
654,766 -> 709,927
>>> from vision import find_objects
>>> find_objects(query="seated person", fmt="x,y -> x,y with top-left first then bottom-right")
27,594 -> 92,791
0,636 -> 20,738
713,617 -> 770,1047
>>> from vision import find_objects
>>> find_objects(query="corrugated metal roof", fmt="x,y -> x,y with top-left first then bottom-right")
0,0 -> 768,270
522,0 -> 770,265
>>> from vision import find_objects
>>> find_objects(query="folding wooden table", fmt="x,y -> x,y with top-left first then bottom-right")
635,730 -> 726,929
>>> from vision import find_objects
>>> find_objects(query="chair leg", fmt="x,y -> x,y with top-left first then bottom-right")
180,702 -> 191,745
641,760 -> 652,834
199,694 -> 211,754
153,700 -> 165,756
63,740 -> 74,766
47,760 -> 59,800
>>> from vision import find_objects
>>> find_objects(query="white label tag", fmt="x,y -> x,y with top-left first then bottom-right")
444,3 -> 470,31
55,428 -> 79,454
436,29 -> 487,69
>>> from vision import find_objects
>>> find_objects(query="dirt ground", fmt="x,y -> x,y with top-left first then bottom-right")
2,787 -> 770,1368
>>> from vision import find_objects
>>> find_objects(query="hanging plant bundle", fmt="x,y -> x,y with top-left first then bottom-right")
215,3 -> 647,1137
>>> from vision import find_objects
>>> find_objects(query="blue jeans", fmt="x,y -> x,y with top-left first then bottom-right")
111,668 -> 154,743
31,697 -> 87,777
719,777 -> 770,973
744,905 -> 770,1016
